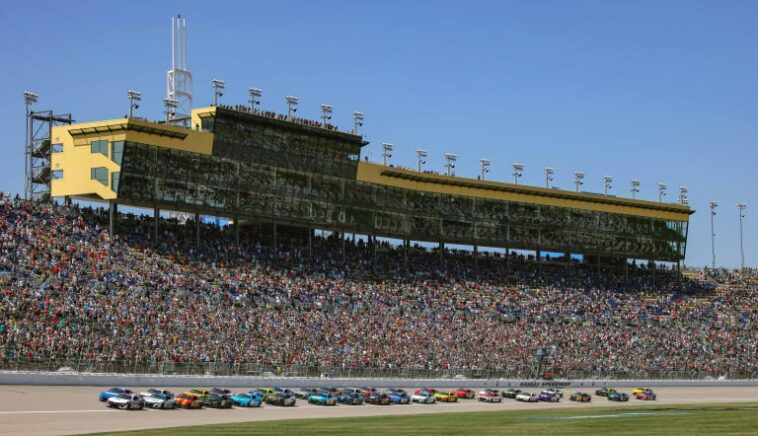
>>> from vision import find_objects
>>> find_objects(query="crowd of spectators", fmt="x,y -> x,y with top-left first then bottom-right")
0,195 -> 756,377
216,104 -> 341,132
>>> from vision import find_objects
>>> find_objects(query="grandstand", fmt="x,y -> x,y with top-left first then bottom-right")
46,103 -> 692,273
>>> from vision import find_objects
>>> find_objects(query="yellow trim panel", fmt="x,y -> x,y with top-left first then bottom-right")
357,162 -> 692,222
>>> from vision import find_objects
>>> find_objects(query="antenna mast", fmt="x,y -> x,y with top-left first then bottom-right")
167,14 -> 193,126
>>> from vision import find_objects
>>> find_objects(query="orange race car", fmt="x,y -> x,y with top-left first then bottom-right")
176,392 -> 204,409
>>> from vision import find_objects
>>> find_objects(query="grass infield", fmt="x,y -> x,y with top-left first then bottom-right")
87,403 -> 758,435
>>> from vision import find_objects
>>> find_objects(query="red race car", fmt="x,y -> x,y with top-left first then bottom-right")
451,388 -> 475,399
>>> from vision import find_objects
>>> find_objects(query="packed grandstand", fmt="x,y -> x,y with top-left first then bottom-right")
0,194 -> 755,380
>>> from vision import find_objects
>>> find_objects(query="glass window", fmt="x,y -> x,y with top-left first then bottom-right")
51,170 -> 63,179
111,141 -> 124,165
111,172 -> 120,193
91,140 -> 108,157
51,143 -> 63,153
91,167 -> 108,186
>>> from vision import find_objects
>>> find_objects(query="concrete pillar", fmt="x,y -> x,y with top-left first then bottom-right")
403,238 -> 409,271
308,227 -> 313,259
272,221 -> 278,250
234,216 -> 240,245
439,241 -> 444,270
108,201 -> 116,236
153,206 -> 159,245
474,244 -> 479,277
195,212 -> 200,247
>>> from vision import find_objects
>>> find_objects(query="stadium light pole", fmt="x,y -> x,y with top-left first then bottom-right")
248,87 -> 262,112
320,104 -> 333,127
163,98 -> 177,122
631,179 -> 640,199
480,159 -> 490,180
445,153 -> 458,176
211,79 -> 225,106
286,95 -> 299,119
738,203 -> 747,271
574,171 -> 584,192
512,163 -> 523,185
658,183 -> 667,202
416,149 -> 427,172
127,90 -> 141,118
545,167 -> 554,188
710,201 -> 719,271
352,111 -> 364,135
603,176 -> 613,195
24,91 -> 38,201
679,187 -> 688,205
381,143 -> 393,166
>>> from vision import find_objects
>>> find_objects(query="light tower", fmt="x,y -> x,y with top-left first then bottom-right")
545,167 -> 554,188
710,201 -> 719,271
445,153 -> 458,176
574,171 -> 584,192
320,104 -> 333,127
738,203 -> 747,271
480,159 -> 490,180
211,79 -> 225,106
24,91 -> 38,200
512,163 -> 523,185
416,149 -> 427,172
248,87 -> 262,112
382,143 -> 393,166
352,111 -> 364,135
603,176 -> 613,195
679,186 -> 688,205
658,183 -> 667,202
127,90 -> 141,118
631,179 -> 640,199
286,96 -> 299,119
167,14 -> 193,126
163,98 -> 177,122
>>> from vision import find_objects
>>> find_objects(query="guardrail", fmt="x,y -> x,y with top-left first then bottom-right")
1,358 -> 756,381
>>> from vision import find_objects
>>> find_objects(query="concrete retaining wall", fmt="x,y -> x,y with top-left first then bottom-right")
2,371 -> 757,388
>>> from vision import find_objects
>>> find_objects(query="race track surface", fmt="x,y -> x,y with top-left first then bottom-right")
1,385 -> 756,435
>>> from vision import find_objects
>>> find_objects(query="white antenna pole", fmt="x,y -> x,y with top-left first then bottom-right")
183,18 -> 187,70
171,16 -> 175,69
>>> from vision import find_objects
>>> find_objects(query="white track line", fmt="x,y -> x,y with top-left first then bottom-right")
0,409 -> 118,415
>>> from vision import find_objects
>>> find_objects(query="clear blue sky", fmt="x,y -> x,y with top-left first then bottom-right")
1,0 -> 756,268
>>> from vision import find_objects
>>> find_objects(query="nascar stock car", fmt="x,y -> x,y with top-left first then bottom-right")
142,391 -> 177,409
308,392 -> 338,406
338,392 -> 364,405
105,393 -> 145,410
538,392 -> 560,402
365,392 -> 392,405
411,391 -> 437,404
266,392 -> 297,406
608,391 -> 630,402
434,391 -> 459,402
569,392 -> 592,402
477,389 -> 502,402
384,389 -> 411,404
231,392 -> 263,407
516,392 -> 539,402
450,388 -> 475,399
99,387 -> 133,402
635,389 -> 657,400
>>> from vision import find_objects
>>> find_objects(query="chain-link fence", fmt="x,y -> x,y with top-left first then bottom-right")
1,358 -> 756,380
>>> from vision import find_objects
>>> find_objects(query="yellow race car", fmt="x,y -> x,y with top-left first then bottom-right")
184,388 -> 210,399
631,388 -> 651,395
433,391 -> 459,402
256,387 -> 277,402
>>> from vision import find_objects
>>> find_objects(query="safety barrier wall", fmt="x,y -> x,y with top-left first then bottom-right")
2,371 -> 757,388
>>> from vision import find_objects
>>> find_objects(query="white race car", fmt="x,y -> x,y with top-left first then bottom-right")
541,388 -> 563,398
477,389 -> 502,402
411,392 -> 437,404
105,393 -> 145,410
142,392 -> 177,409
515,392 -> 538,402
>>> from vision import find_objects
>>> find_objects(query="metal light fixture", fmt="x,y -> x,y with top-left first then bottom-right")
127,90 -> 142,118
320,104 -> 333,127
211,79 -> 225,106
603,176 -> 613,195
163,98 -> 177,122
631,179 -> 641,199
480,159 -> 491,180
286,95 -> 299,119
738,203 -> 747,271
248,87 -> 262,112
710,201 -> 719,271
352,111 -> 364,135
512,163 -> 523,185
545,167 -> 554,188
382,143 -> 393,166
574,171 -> 584,192
416,149 -> 427,172
445,153 -> 458,176
658,183 -> 667,202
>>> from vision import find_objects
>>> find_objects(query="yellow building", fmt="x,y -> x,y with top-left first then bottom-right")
50,105 -> 692,262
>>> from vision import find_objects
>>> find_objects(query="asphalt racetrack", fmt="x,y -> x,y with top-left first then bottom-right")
1,386 -> 757,435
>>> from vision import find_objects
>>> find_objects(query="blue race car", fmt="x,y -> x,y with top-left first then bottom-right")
308,392 -> 338,405
384,389 -> 411,404
338,392 -> 364,405
99,387 -> 133,402
231,392 -> 263,407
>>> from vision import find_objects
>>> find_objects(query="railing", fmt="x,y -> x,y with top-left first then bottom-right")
1,358 -> 756,380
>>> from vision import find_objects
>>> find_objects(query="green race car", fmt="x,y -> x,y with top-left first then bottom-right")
608,391 -> 629,402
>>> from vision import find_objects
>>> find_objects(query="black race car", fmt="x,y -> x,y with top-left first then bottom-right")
266,392 -> 297,406
203,393 -> 233,408
365,392 -> 391,405
595,387 -> 616,397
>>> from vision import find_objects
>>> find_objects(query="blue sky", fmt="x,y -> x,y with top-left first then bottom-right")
1,0 -> 756,268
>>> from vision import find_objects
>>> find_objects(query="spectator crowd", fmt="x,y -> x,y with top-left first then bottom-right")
0,195 -> 756,377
